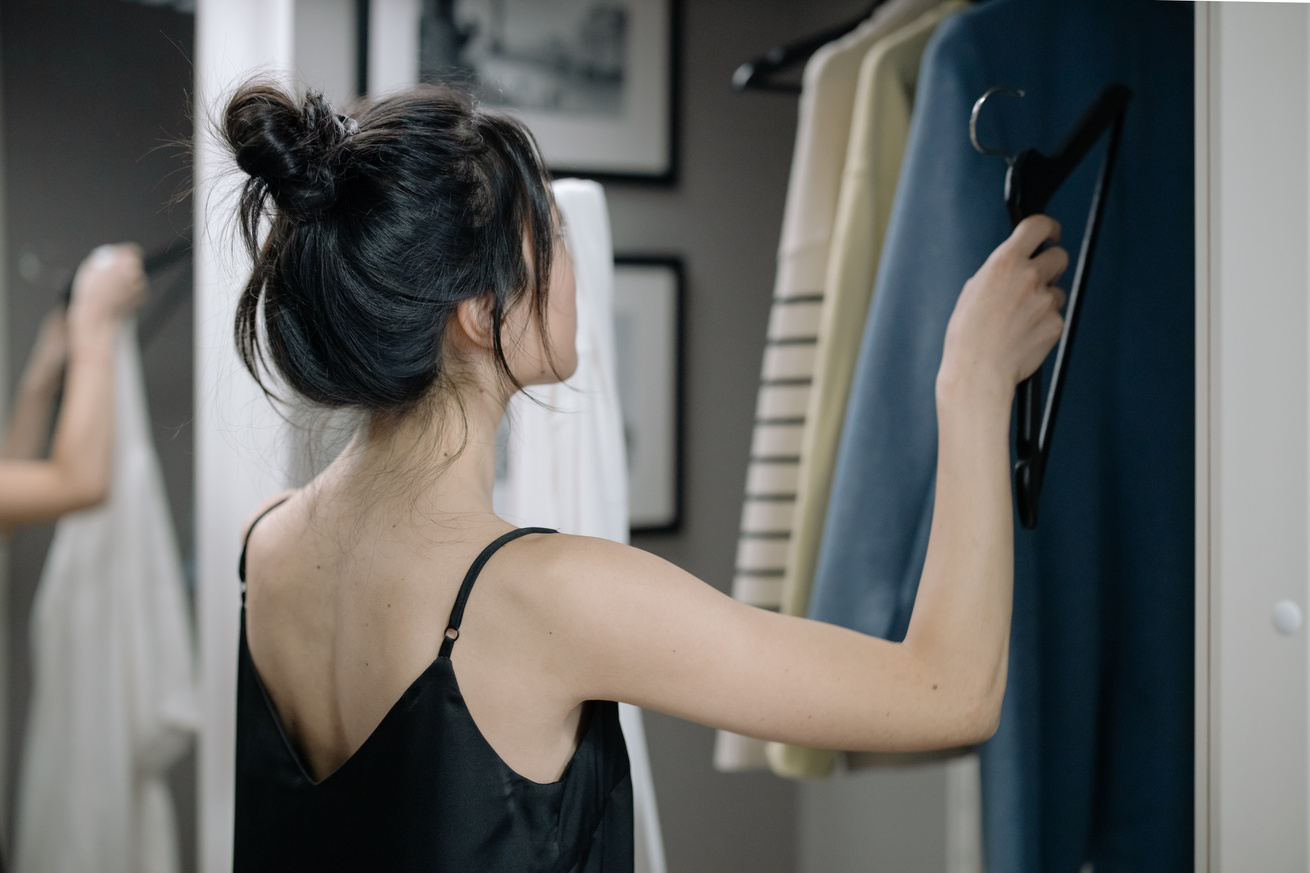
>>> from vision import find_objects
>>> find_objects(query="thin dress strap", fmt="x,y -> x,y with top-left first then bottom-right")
239,496 -> 292,598
439,527 -> 556,659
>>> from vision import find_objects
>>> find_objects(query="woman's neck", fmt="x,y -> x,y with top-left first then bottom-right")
319,383 -> 507,527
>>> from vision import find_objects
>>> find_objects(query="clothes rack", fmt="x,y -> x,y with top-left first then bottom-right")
732,2 -> 888,93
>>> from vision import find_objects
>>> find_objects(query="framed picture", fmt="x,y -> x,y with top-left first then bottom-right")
614,257 -> 683,531
415,0 -> 678,182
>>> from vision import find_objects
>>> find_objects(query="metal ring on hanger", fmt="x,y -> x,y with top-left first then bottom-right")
970,85 -> 1026,160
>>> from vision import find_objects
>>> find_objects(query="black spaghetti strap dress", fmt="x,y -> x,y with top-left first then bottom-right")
233,505 -> 634,872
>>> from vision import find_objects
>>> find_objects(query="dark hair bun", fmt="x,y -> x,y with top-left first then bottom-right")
222,78 -> 560,416
225,84 -> 349,218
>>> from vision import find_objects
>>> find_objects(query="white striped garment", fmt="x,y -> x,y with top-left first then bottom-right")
714,0 -> 946,773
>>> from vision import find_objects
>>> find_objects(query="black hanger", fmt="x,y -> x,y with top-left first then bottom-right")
970,83 -> 1131,528
137,249 -> 193,347
732,2 -> 885,93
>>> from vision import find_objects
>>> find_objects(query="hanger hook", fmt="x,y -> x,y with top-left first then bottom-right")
970,86 -> 1026,159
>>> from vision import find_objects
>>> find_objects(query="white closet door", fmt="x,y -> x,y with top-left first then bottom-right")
194,3 -> 295,873
1197,5 -> 1310,870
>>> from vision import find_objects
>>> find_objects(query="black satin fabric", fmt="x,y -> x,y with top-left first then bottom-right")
233,538 -> 633,872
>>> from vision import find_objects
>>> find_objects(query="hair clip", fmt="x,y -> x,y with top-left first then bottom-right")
335,113 -> 360,138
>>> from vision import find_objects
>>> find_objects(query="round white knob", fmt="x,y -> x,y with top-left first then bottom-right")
1273,600 -> 1303,636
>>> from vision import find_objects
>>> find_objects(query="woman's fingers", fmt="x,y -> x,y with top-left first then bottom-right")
1003,214 -> 1061,260
1032,244 -> 1069,287
940,213 -> 1075,395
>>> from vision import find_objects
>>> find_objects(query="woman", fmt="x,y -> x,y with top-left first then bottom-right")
226,82 -> 1066,872
0,245 -> 145,533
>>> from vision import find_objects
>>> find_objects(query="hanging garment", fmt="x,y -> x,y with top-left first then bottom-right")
497,178 -> 667,873
14,322 -> 198,873
807,0 -> 1193,870
235,522 -> 634,873
765,0 -> 970,782
716,0 -> 944,774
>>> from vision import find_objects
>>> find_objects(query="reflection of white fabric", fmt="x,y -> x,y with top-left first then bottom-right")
14,323 -> 198,873
497,179 -> 666,873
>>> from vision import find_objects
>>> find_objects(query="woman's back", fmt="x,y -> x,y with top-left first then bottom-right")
235,492 -> 633,872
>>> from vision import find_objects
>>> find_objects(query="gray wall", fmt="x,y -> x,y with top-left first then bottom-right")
2,0 -> 196,867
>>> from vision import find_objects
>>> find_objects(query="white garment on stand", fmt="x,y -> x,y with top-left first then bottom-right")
496,179 -> 666,873
14,323 -> 199,873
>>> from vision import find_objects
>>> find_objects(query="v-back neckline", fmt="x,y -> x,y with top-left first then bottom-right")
239,607 -> 597,789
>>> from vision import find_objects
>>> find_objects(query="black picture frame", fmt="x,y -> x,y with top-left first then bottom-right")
552,0 -> 680,186
613,256 -> 684,532
402,0 -> 679,185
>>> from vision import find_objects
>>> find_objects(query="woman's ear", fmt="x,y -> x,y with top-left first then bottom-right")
452,294 -> 497,351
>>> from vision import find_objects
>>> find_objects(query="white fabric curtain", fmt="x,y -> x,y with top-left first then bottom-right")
497,178 -> 667,873
14,323 -> 198,873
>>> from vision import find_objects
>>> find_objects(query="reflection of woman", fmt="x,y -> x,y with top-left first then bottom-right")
0,245 -> 145,532
226,82 -> 1067,871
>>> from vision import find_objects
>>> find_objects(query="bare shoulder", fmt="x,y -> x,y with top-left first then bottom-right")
240,490 -> 301,590
491,530 -> 722,643
495,530 -> 748,688
525,530 -> 663,568
241,489 -> 299,545
504,530 -> 701,602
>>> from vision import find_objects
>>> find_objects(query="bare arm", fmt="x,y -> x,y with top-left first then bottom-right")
522,216 -> 1068,752
0,245 -> 145,530
2,310 -> 70,460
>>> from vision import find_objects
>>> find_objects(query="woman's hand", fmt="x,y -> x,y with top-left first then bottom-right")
939,215 -> 1069,403
68,243 -> 147,330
